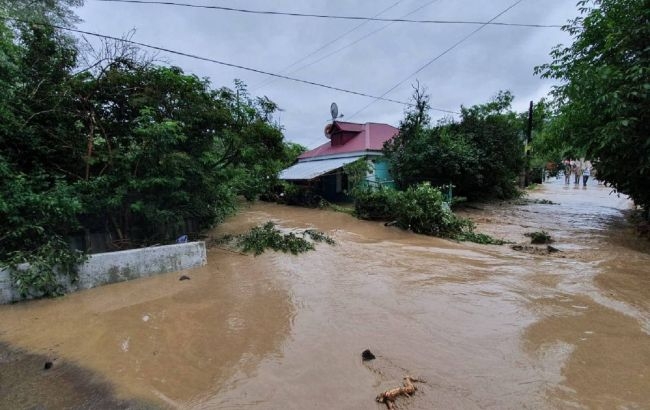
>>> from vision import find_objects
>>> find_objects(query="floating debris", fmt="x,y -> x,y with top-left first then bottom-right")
376,376 -> 423,409
361,349 -> 375,361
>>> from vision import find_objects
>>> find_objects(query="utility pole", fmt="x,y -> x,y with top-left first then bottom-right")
524,100 -> 533,187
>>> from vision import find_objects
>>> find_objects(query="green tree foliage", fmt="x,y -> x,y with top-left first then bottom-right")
536,0 -> 650,215
528,99 -> 563,174
384,88 -> 525,200
225,222 -> 334,256
352,183 -> 505,244
0,9 -> 292,296
393,182 -> 470,237
0,157 -> 86,297
352,186 -> 397,220
1,0 -> 84,26
343,157 -> 371,195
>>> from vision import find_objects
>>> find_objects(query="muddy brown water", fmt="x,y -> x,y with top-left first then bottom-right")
1,180 -> 649,409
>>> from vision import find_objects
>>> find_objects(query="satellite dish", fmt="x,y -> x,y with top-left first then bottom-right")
330,102 -> 338,120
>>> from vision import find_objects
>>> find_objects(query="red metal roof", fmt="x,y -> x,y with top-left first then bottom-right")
334,121 -> 364,133
299,121 -> 398,160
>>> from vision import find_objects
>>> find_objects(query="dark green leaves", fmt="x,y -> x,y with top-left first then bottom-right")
227,222 -> 335,256
384,88 -> 524,200
537,0 -> 650,215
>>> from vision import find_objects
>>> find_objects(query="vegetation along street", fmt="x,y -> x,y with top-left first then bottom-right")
0,0 -> 648,408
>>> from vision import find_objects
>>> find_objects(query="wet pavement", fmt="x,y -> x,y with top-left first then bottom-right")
1,178 -> 648,409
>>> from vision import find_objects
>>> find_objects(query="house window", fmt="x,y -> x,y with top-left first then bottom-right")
336,172 -> 343,193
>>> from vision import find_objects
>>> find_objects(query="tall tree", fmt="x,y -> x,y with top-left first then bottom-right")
0,0 -> 84,26
0,1 -> 291,297
536,0 -> 650,216
384,89 -> 524,200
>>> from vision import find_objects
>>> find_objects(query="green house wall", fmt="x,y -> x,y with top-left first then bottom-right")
369,158 -> 395,188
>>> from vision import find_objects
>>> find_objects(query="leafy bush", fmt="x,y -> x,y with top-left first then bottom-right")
393,183 -> 472,237
229,222 -> 335,256
274,183 -> 325,208
353,187 -> 399,220
525,231 -> 553,244
456,231 -> 507,245
6,237 -> 86,298
0,161 -> 86,297
351,183 -> 505,245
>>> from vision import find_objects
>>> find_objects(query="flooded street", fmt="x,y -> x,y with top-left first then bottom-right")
1,179 -> 649,409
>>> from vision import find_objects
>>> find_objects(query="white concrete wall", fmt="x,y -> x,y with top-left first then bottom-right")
0,241 -> 207,304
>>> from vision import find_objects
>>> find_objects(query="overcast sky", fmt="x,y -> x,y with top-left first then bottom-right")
74,0 -> 579,148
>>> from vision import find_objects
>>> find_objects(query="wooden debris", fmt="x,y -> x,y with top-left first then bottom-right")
376,376 -> 422,409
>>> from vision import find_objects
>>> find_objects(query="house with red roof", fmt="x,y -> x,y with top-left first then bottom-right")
279,121 -> 398,201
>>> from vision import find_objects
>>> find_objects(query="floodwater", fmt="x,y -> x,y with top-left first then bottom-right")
1,179 -> 649,409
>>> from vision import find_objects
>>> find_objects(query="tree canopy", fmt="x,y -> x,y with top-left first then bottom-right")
383,88 -> 526,200
536,0 -> 649,215
0,8 -> 294,296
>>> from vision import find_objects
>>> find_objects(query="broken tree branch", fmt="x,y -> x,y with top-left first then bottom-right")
376,376 -> 423,409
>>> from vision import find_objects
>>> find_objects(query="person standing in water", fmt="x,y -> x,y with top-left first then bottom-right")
582,161 -> 592,186
563,160 -> 572,184
572,161 -> 581,185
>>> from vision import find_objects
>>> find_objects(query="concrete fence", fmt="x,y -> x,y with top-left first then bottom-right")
0,241 -> 207,304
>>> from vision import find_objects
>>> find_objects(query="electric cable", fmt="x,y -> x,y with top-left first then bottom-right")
252,0 -> 406,91
348,0 -> 526,119
0,15 -> 460,114
91,0 -> 561,28
254,0 -> 441,93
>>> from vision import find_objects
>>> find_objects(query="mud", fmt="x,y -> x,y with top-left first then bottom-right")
1,179 -> 649,409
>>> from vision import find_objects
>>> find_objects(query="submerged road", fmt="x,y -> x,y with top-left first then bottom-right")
1,179 -> 648,409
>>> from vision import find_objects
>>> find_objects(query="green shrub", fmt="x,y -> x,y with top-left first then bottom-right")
457,231 -> 507,245
229,222 -> 335,256
353,187 -> 399,220
525,231 -> 553,244
394,182 -> 472,237
277,183 -> 324,208
350,182 -> 504,245
5,236 -> 86,298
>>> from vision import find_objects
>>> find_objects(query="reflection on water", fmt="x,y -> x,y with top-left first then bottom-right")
1,179 -> 649,409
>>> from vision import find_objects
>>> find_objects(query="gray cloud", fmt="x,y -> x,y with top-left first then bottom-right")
75,0 -> 578,148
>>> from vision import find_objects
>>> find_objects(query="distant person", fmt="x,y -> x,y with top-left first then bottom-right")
571,161 -> 580,184
582,162 -> 592,186
563,160 -> 571,184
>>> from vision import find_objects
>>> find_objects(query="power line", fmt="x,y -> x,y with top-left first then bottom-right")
348,0 -> 526,119
91,0 -> 562,28
254,0 -> 441,93
252,0 -> 406,91
0,16 -> 460,114
266,0 -> 442,91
